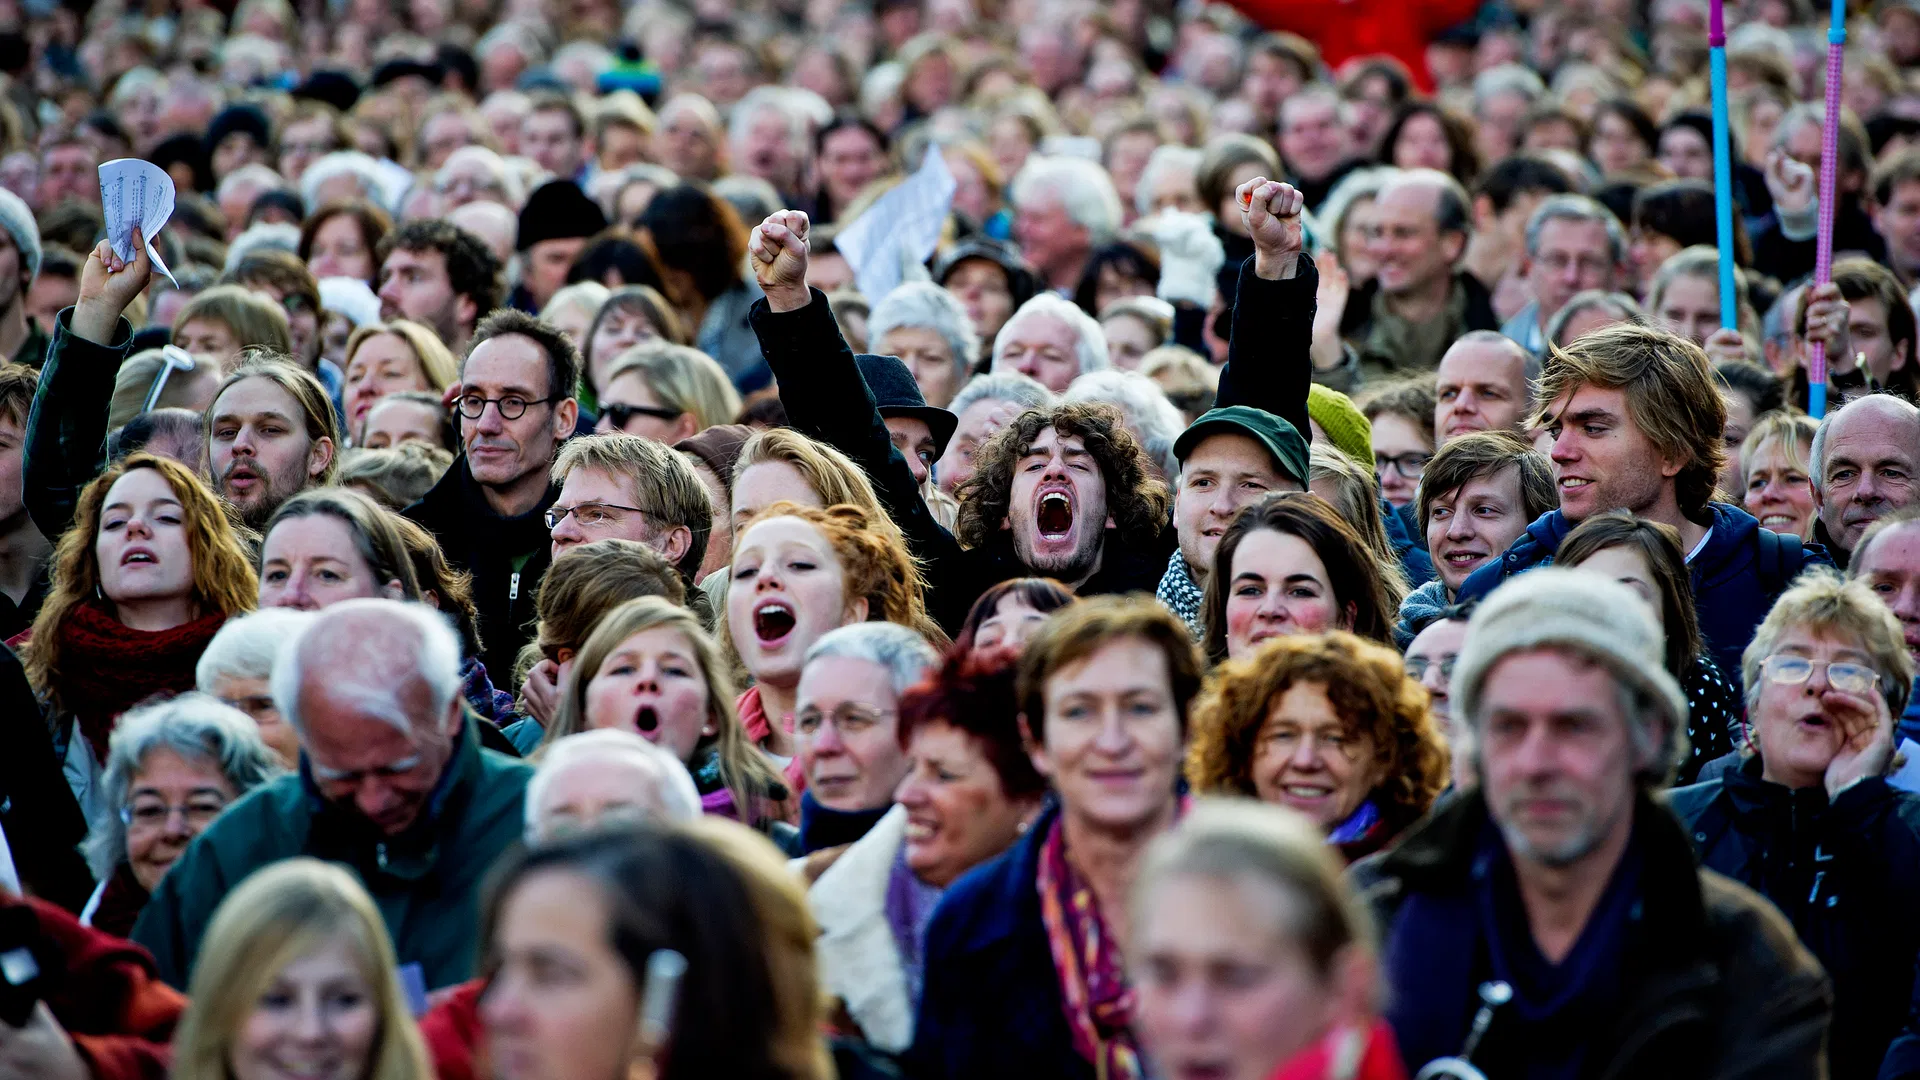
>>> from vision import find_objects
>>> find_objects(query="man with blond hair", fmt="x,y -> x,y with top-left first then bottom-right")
546,432 -> 712,586
1456,322 -> 1829,677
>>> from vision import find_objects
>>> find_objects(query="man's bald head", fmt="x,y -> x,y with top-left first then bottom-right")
1811,394 -> 1920,555
1436,331 -> 1536,442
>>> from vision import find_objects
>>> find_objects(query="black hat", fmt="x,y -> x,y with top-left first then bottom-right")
855,352 -> 958,459
516,180 -> 608,252
204,103 -> 271,156
293,69 -> 362,113
370,58 -> 443,89
151,133 -> 213,194
1172,406 -> 1310,485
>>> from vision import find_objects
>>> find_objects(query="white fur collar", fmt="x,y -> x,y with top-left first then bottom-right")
807,804 -> 916,1052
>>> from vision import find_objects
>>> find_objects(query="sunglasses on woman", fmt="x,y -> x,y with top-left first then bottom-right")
602,402 -> 683,427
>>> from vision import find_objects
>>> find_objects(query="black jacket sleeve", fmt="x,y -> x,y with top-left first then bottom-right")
24,308 -> 132,541
747,291 -> 973,631
1215,252 -> 1316,443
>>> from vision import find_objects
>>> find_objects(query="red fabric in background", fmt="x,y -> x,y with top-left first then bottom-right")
1226,0 -> 1483,92
25,896 -> 184,1080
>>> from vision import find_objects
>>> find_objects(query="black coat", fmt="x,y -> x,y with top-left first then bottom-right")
1670,757 -> 1920,1080
403,456 -> 557,687
0,645 -> 91,912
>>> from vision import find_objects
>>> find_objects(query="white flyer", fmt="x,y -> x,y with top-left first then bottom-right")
835,144 -> 957,305
97,158 -> 178,287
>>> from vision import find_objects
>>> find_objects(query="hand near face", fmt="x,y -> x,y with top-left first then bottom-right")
1702,327 -> 1748,368
1824,683 -> 1895,799
751,210 -> 812,313
1764,150 -> 1815,216
520,658 -> 565,727
1237,177 -> 1304,280
1800,281 -> 1854,370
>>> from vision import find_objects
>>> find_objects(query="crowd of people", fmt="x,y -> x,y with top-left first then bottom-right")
1,0 -> 1920,1077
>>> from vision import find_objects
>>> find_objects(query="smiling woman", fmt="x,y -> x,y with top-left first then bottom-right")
24,454 -> 257,831
1203,493 -> 1398,662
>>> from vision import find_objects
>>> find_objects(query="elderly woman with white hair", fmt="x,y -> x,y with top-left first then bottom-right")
434,145 -> 525,210
933,370 -> 1053,496
1671,570 -> 1920,1080
1062,368 -> 1186,478
300,151 -> 392,214
988,291 -> 1109,394
81,694 -> 285,937
868,282 -> 980,409
523,728 -> 703,843
195,607 -> 316,766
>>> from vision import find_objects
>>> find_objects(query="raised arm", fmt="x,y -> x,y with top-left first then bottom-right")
746,212 -> 969,622
1215,178 -> 1314,444
24,233 -> 150,540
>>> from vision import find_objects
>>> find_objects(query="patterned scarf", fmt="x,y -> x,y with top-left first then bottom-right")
55,601 -> 227,760
1155,551 -> 1205,639
1036,814 -> 1145,1080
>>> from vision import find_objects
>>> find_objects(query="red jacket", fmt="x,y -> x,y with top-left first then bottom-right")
1228,0 -> 1482,92
26,896 -> 184,1080
420,978 -> 485,1080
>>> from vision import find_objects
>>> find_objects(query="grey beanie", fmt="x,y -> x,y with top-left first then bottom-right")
0,188 -> 40,283
1451,567 -> 1690,780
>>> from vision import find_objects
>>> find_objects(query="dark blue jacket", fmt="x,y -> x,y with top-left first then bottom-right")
1384,497 -> 1434,589
905,799 -> 1094,1080
1455,502 -> 1826,679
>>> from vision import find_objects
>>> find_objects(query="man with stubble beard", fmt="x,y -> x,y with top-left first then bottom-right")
206,358 -> 339,529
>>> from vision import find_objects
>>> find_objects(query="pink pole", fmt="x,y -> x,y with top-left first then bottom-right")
1808,0 -> 1846,419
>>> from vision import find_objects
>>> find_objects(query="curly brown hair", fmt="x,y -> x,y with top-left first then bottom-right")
954,402 -> 1170,552
1187,631 -> 1449,833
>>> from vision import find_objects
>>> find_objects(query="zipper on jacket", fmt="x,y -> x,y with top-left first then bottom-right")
509,571 -> 521,602
377,843 -> 389,870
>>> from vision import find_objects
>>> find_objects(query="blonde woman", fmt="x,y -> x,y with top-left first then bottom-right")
340,320 -> 459,445
546,595 -> 790,831
171,858 -> 431,1080
596,341 -> 742,443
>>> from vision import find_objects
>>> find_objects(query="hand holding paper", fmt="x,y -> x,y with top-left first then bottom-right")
97,158 -> 177,288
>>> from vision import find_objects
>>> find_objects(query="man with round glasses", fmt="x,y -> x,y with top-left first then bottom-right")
406,307 -> 579,684
1671,568 -> 1920,1080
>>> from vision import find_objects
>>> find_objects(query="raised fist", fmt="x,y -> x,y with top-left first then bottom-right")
1236,178 -> 1305,279
751,210 -> 812,311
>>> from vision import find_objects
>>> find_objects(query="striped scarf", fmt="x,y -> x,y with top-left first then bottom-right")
1036,814 -> 1144,1080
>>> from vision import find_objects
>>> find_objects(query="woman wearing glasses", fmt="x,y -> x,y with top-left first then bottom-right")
81,694 -> 283,937
1670,569 -> 1920,1080
594,340 -> 741,444
1357,378 -> 1435,510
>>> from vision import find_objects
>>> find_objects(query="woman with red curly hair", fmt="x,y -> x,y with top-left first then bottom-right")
1187,630 -> 1449,861
725,500 -> 945,763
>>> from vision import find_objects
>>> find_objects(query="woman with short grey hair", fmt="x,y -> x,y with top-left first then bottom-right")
81,693 -> 286,937
196,607 -> 316,766
868,282 -> 981,409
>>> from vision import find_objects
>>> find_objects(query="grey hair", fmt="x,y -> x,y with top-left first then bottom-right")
1809,393 -> 1920,496
196,608 -> 319,691
270,599 -> 464,739
300,151 -> 387,211
222,223 -> 302,273
1647,244 -> 1743,315
1279,85 -> 1347,131
436,146 -> 526,207
1316,166 -> 1398,249
1739,567 -> 1914,719
728,86 -> 813,158
868,282 -> 980,384
1134,145 -> 1203,217
711,174 -> 784,232
524,728 -> 702,842
1010,156 -> 1123,240
992,293 -> 1110,379
215,164 -> 283,207
802,622 -> 939,698
86,693 -> 287,881
1062,369 -> 1186,476
947,370 -> 1055,419
1544,290 -> 1647,350
1473,64 -> 1547,110
1523,194 -> 1626,264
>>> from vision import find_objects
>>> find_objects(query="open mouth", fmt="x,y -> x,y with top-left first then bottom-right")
1442,549 -> 1487,567
633,705 -> 659,733
1759,513 -> 1798,529
1281,784 -> 1333,801
1797,713 -> 1831,731
1559,477 -> 1592,491
1037,490 -> 1073,539
753,601 -> 796,644
122,549 -> 157,566
903,815 -> 940,842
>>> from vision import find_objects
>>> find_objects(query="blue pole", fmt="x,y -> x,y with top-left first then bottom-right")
1709,0 -> 1738,332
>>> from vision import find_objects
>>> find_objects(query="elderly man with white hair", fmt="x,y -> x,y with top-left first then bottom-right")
1811,393 -> 1920,567
133,599 -> 533,992
1010,155 -> 1123,292
524,728 -> 702,843
935,371 -> 1053,495
435,145 -> 526,210
729,86 -> 820,201
868,282 -> 981,409
988,291 -> 1108,394
300,150 -> 391,214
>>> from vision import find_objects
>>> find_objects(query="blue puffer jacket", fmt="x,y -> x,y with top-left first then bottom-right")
1455,502 -> 1829,679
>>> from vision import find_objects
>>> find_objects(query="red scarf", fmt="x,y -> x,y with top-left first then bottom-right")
1268,1021 -> 1409,1080
1037,814 -> 1146,1080
736,685 -> 808,796
55,601 -> 227,760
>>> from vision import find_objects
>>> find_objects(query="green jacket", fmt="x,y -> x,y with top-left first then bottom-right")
131,719 -> 531,991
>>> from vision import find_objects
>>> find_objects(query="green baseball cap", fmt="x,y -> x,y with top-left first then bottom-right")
1172,406 -> 1310,485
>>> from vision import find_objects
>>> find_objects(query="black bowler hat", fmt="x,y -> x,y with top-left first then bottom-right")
517,180 -> 608,252
855,352 -> 958,459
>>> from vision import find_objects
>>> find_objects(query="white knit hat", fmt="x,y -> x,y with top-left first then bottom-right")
0,188 -> 42,283
1451,567 -> 1690,780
